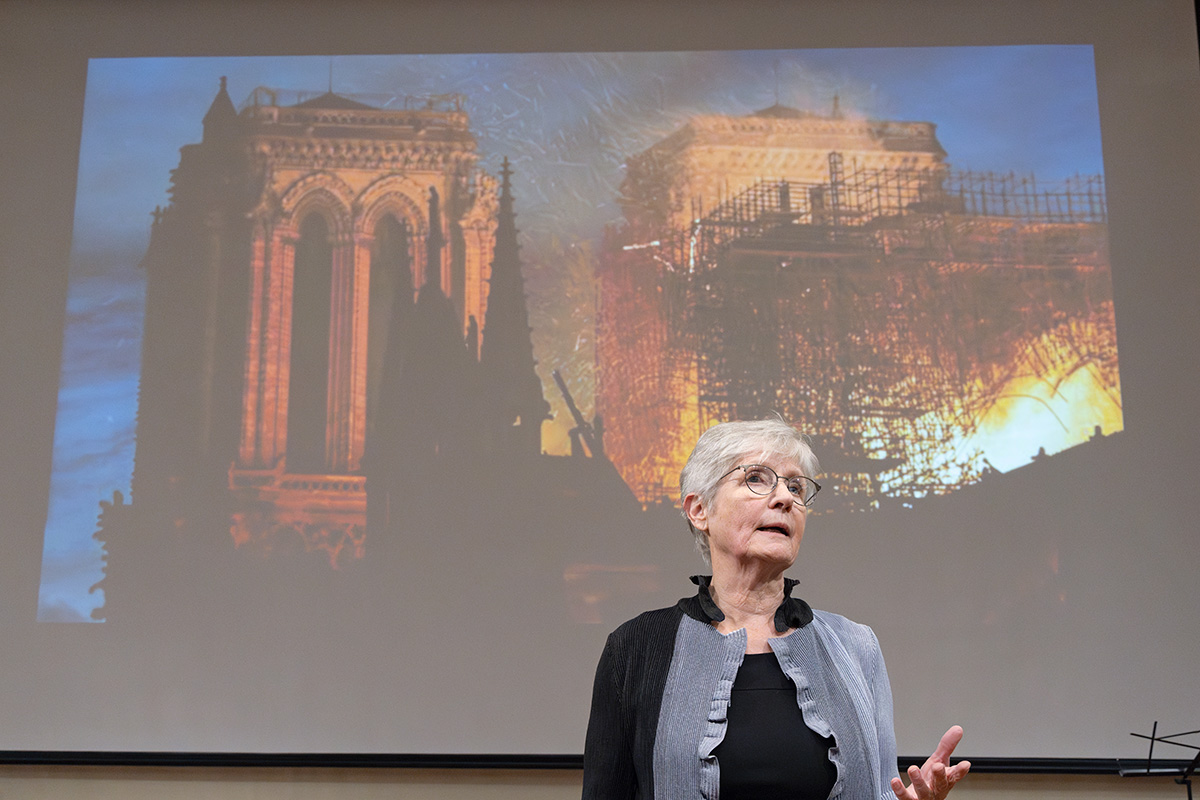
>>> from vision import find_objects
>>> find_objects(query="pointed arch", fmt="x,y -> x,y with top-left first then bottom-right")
356,176 -> 428,238
279,172 -> 355,236
273,174 -> 355,474
357,178 -> 432,302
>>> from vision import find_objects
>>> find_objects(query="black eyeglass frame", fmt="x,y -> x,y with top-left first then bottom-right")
719,464 -> 822,507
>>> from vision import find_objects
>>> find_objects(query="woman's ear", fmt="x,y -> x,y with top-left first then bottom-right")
682,493 -> 708,532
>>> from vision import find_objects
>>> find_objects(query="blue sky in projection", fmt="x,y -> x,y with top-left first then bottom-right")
40,46 -> 1105,621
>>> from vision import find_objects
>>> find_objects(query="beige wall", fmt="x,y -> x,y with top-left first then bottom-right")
0,766 -> 1188,800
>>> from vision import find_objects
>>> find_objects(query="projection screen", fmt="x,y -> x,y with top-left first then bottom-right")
1,0 -> 1197,763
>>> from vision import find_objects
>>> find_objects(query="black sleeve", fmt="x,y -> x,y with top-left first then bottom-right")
582,632 -> 637,800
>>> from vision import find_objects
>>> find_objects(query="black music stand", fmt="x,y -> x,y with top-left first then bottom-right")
1121,723 -> 1200,800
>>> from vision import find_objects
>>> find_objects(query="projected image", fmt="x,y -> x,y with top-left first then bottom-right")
40,48 -> 1118,624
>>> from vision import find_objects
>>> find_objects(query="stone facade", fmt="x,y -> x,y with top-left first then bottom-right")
134,79 -> 499,561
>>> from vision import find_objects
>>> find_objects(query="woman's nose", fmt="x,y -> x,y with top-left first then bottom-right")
767,480 -> 794,508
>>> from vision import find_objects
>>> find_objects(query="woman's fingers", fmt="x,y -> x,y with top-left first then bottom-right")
908,764 -> 931,796
930,726 -> 964,763
893,728 -> 971,800
931,761 -> 950,797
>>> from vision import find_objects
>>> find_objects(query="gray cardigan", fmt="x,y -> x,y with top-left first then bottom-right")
583,578 -> 899,800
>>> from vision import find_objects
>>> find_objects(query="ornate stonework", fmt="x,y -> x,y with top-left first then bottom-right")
135,82 -> 500,562
228,90 -> 498,549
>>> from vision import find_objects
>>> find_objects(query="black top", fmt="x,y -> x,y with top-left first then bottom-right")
713,651 -> 837,800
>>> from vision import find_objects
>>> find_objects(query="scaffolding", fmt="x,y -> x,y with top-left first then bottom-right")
599,155 -> 1118,509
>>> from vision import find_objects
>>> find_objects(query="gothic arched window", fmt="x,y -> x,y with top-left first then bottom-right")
287,212 -> 334,473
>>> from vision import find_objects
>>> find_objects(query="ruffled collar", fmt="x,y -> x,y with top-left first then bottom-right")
689,574 -> 813,632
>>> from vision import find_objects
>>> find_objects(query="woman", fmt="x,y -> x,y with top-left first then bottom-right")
583,418 -> 970,800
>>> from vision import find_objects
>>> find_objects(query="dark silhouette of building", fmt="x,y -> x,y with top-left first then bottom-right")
479,157 -> 552,454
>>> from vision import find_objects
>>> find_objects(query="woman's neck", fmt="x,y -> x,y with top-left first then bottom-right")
708,568 -> 789,651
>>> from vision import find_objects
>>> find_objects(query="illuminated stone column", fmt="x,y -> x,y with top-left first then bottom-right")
239,224 -> 296,468
460,218 -> 490,347
457,169 -> 498,346
237,223 -> 268,467
346,232 -> 374,471
438,191 -> 453,299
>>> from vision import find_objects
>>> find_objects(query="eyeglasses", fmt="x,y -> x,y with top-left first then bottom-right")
720,464 -> 821,507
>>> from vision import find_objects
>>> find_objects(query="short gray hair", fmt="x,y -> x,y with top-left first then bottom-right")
679,417 -> 820,565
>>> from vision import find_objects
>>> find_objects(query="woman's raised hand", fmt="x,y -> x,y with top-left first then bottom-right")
890,725 -> 971,800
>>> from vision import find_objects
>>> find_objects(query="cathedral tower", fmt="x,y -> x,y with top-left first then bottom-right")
133,79 -> 499,564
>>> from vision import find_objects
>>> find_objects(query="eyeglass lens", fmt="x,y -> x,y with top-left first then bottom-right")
742,465 -> 816,503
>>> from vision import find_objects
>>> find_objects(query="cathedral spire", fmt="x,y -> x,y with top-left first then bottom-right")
479,158 -> 550,454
